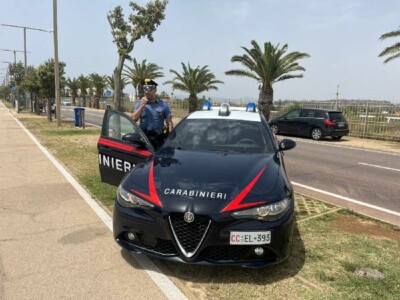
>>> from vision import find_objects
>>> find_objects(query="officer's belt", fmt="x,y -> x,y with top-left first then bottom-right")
143,129 -> 163,135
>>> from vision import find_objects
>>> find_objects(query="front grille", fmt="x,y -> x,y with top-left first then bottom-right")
169,213 -> 210,256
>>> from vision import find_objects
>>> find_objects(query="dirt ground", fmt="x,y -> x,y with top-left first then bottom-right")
333,214 -> 400,242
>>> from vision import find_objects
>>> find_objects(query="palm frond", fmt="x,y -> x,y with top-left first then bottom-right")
382,52 -> 400,63
380,27 -> 400,40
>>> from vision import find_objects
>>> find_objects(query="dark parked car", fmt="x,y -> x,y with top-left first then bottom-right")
269,108 -> 349,140
97,103 -> 296,268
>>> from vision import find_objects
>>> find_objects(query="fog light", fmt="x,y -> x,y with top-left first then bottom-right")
254,247 -> 264,256
127,232 -> 136,241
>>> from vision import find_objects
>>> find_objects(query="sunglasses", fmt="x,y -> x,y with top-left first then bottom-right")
143,85 -> 155,92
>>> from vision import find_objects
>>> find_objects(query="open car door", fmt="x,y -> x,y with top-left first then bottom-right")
97,109 -> 154,186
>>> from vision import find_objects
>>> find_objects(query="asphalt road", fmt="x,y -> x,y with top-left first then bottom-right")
60,107 -> 400,216
282,138 -> 400,213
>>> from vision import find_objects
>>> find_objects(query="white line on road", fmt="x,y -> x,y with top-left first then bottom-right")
284,136 -> 400,156
358,162 -> 400,172
12,112 -> 187,300
292,181 -> 400,217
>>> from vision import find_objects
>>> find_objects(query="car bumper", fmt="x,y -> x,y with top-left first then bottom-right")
113,198 -> 295,268
324,128 -> 349,137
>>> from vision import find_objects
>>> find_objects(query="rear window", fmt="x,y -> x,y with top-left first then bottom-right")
329,112 -> 346,122
164,119 -> 275,154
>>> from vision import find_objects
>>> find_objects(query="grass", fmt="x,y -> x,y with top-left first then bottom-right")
4,102 -> 400,300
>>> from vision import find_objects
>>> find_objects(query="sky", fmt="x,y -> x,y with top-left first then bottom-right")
0,0 -> 399,103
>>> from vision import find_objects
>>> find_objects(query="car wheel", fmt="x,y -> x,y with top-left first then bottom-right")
311,128 -> 323,140
332,136 -> 342,140
270,124 -> 279,135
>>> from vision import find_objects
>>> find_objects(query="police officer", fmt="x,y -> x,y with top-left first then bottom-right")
131,79 -> 173,149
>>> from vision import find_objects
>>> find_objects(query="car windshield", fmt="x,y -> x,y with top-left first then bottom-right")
163,119 -> 275,154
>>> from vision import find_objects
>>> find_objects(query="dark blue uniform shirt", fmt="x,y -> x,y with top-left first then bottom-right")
133,98 -> 172,132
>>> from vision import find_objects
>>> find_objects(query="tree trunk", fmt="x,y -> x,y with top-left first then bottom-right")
258,83 -> 273,121
82,95 -> 86,107
47,99 -> 52,122
72,95 -> 76,106
113,55 -> 125,111
94,93 -> 100,109
188,94 -> 198,113
35,94 -> 40,115
138,83 -> 144,99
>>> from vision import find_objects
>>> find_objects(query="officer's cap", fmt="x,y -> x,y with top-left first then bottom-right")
141,78 -> 158,86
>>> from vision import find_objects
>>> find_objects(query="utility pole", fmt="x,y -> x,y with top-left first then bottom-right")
335,84 -> 340,110
53,0 -> 61,126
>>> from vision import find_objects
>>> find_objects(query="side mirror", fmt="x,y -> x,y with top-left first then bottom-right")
122,133 -> 147,148
278,139 -> 296,151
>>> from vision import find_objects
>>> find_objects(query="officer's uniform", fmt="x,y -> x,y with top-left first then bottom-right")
133,98 -> 172,149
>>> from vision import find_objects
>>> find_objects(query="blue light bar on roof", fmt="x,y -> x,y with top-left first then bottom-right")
202,100 -> 211,111
246,102 -> 257,112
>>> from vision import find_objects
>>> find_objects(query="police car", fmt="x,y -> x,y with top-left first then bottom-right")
97,103 -> 296,268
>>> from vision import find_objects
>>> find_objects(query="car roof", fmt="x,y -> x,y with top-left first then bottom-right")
301,108 -> 343,113
187,106 -> 262,122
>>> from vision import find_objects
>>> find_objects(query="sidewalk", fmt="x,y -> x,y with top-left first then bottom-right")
0,103 -> 180,299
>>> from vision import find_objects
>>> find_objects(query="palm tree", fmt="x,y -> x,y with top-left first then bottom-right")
89,73 -> 107,109
65,77 -> 80,106
164,63 -> 224,113
78,75 -> 91,107
379,26 -> 400,63
226,40 -> 310,121
106,74 -> 128,94
123,58 -> 164,99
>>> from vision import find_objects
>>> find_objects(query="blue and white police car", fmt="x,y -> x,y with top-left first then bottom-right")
97,103 -> 296,268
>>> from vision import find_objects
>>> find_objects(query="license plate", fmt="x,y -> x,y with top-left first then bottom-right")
230,231 -> 271,245
338,122 -> 345,127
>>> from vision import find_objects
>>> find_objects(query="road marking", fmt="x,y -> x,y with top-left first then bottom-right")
11,112 -> 187,300
358,162 -> 400,172
283,136 -> 400,156
292,181 -> 400,217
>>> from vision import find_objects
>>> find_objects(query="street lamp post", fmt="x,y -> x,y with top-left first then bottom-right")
1,62 -> 11,86
0,48 -> 25,64
53,0 -> 61,126
0,50 -> 26,108
1,24 -> 52,111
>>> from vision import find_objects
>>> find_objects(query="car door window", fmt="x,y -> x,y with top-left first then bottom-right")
300,110 -> 314,118
104,110 -> 154,151
286,110 -> 301,119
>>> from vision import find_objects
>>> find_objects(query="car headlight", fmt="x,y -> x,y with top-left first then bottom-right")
117,185 -> 154,209
231,197 -> 291,221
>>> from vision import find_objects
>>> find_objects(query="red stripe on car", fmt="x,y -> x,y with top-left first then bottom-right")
98,137 -> 152,157
220,167 -> 267,213
131,162 -> 163,207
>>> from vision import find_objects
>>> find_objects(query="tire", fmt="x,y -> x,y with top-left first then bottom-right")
270,124 -> 279,135
311,128 -> 323,140
332,136 -> 343,140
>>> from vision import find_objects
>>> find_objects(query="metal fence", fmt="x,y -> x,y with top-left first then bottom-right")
69,96 -> 400,141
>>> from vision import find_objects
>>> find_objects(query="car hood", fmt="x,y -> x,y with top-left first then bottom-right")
124,147 -> 291,214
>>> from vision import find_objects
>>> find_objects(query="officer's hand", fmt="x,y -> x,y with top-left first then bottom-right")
141,97 -> 148,107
